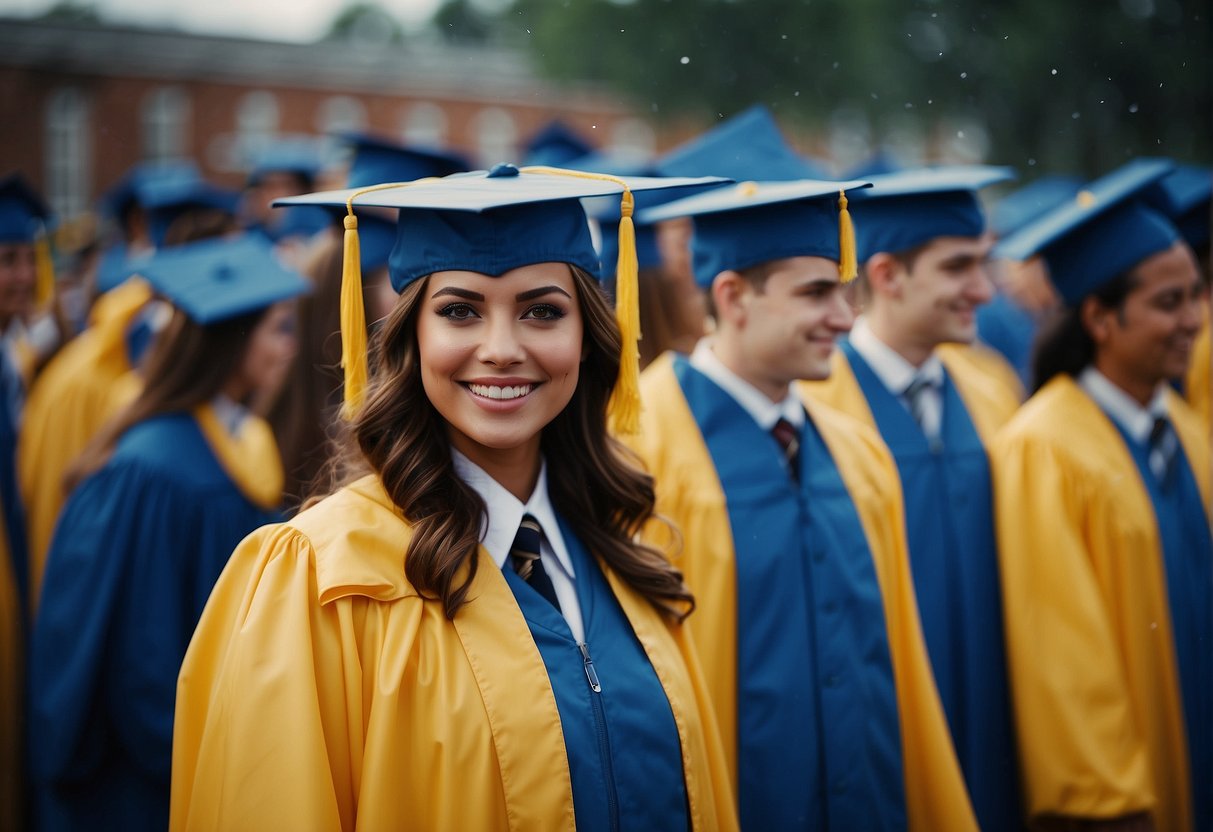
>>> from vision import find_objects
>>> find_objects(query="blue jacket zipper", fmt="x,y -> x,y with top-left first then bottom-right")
580,641 -> 619,831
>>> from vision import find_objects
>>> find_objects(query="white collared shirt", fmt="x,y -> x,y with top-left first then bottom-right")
210,393 -> 250,435
690,338 -> 806,431
451,448 -> 585,643
848,317 -> 945,439
1078,366 -> 1173,479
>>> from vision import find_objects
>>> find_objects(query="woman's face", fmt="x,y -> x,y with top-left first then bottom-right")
416,262 -> 584,469
233,301 -> 299,401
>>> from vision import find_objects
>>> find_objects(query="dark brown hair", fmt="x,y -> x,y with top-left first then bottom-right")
351,265 -> 693,620
1030,268 -> 1139,393
65,305 -> 266,491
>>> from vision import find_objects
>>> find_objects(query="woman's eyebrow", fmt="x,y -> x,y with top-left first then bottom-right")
516,285 -> 573,302
431,287 -> 485,301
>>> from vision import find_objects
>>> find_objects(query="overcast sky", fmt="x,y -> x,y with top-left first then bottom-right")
1,0 -> 448,42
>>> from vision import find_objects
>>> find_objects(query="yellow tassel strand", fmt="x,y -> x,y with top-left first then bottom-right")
837,189 -> 858,283
33,233 -> 54,309
339,212 -> 368,420
520,165 -> 645,434
610,189 -> 642,435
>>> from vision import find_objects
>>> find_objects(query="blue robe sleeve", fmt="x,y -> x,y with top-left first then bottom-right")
30,448 -> 278,790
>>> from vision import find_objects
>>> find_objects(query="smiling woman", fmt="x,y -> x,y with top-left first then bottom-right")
169,167 -> 737,831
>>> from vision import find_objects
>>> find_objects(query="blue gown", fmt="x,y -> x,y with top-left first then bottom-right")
840,341 -> 1022,832
1114,423 -> 1213,831
675,356 -> 906,831
28,413 -> 281,832
975,292 -> 1039,388
0,353 -> 28,617
503,518 -> 690,831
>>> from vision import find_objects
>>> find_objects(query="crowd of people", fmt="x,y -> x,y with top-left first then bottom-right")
0,103 -> 1209,831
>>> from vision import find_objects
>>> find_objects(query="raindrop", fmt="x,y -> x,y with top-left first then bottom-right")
1028,158 -> 1037,166
1129,103 -> 1140,113
794,91 -> 800,96
1100,99 -> 1105,104
1051,69 -> 1058,76
939,52 -> 944,57
1071,112 -> 1081,119
927,98 -> 933,104
957,130 -> 966,138
905,102 -> 914,109
1158,82 -> 1164,88
680,56 -> 690,65
1003,34 -> 1009,40
931,11 -> 937,17
833,61 -> 840,69
871,93 -> 879,100
960,72 -> 968,79
781,34 -> 788,39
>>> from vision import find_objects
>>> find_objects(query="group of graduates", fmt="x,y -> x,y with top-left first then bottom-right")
0,102 -> 1209,832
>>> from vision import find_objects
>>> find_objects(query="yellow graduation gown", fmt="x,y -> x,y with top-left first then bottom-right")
171,474 -> 736,832
1185,317 -> 1210,437
18,277 -> 153,608
800,344 -> 1020,446
628,352 -> 977,832
991,375 -> 1213,831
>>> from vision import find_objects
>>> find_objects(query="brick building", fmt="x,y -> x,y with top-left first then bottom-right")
0,16 -> 658,220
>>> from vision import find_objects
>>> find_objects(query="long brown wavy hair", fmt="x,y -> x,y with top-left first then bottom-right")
65,305 -> 267,492
352,264 -> 693,621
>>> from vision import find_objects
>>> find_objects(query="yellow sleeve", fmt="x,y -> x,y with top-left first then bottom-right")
171,525 -> 353,831
991,432 -> 1153,820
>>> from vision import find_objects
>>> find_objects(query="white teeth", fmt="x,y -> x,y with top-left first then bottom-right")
468,383 -> 534,401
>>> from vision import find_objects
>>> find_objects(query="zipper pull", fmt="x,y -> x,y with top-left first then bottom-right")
579,642 -> 602,693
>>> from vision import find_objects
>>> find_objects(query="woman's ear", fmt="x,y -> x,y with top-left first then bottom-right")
1080,295 -> 1111,345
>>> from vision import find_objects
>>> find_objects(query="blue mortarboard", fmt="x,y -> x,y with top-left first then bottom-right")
265,205 -> 333,245
247,138 -> 322,187
994,158 -> 1179,306
522,121 -> 596,168
0,173 -> 51,244
340,132 -> 471,190
133,234 -> 310,325
95,245 -> 153,294
100,160 -> 202,222
1152,164 -> 1211,251
141,177 -> 241,248
655,104 -> 827,182
847,165 -> 1017,260
276,163 -> 727,426
990,175 -> 1084,239
640,178 -> 871,288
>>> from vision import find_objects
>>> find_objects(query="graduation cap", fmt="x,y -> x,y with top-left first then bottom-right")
100,160 -> 202,223
275,163 -> 727,430
841,150 -> 904,180
246,138 -> 323,187
990,175 -> 1084,239
655,104 -> 828,182
1152,163 -> 1211,252
993,158 -> 1179,306
521,120 -> 596,168
339,132 -> 471,189
846,165 -> 1017,260
132,234 -> 310,325
0,173 -> 56,307
140,177 -> 241,248
639,178 -> 871,288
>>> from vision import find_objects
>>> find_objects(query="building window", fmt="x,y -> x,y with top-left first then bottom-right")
141,86 -> 190,161
45,86 -> 91,218
315,96 -> 367,136
609,118 -> 655,156
472,107 -> 516,167
401,102 -> 448,147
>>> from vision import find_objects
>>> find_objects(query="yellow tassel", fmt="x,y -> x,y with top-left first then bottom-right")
339,212 -> 369,420
608,188 -> 642,436
33,233 -> 54,309
837,189 -> 858,283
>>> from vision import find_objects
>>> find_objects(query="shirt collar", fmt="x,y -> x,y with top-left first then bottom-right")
1077,366 -> 1169,445
690,337 -> 805,430
450,448 -> 576,579
848,316 -> 945,394
210,393 -> 250,435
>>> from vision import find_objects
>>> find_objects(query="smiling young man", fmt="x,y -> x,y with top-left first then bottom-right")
628,179 -> 977,831
993,159 -> 1211,832
801,165 -> 1024,832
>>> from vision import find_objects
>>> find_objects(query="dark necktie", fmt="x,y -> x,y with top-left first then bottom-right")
1148,415 -> 1178,484
772,417 -> 800,481
510,514 -> 561,611
903,374 -> 935,431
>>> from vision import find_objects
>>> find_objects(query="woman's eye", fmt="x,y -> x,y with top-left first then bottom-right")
524,303 -> 565,321
438,302 -> 478,320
